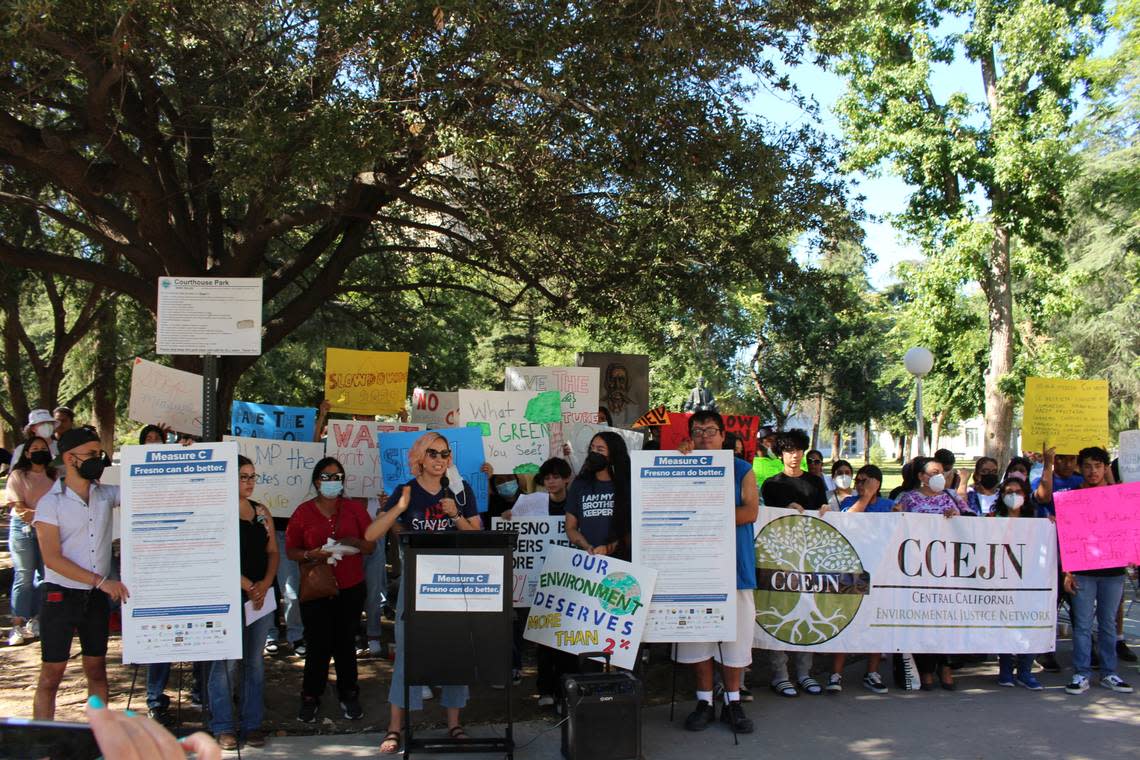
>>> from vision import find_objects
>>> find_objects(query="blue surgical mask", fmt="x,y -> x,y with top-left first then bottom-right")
318,481 -> 343,498
496,480 -> 519,498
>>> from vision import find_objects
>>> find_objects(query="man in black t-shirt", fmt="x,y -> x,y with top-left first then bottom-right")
761,429 -> 827,512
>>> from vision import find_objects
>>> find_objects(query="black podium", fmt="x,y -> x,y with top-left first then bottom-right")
400,530 -> 516,759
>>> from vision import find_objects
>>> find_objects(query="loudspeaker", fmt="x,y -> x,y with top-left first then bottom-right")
560,671 -> 642,760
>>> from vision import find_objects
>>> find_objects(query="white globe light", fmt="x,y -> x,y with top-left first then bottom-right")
903,347 -> 934,377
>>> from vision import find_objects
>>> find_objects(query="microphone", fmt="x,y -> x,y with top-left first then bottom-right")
440,476 -> 460,520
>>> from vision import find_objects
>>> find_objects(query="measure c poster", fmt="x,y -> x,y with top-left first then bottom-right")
751,507 -> 1057,653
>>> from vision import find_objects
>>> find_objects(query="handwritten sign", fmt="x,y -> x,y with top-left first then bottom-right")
1022,377 -> 1109,455
724,414 -> 760,461
632,405 -> 669,428
505,367 -> 600,424
523,545 -> 657,670
410,388 -> 460,428
378,426 -> 488,514
230,401 -> 315,441
458,389 -> 561,475
1119,430 -> 1140,484
493,516 -> 571,606
223,436 -> 325,518
324,348 -> 410,416
1055,483 -> 1140,572
565,422 -> 645,475
325,420 -> 424,498
127,357 -> 203,435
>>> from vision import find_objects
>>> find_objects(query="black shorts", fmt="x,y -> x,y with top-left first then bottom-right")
39,583 -> 111,663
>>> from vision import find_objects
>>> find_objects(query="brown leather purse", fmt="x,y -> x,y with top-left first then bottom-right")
298,505 -> 342,602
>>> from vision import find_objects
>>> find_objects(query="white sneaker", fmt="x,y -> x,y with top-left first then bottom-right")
23,618 -> 39,639
1065,675 -> 1090,694
8,628 -> 27,647
1100,674 -> 1134,693
826,673 -> 842,693
421,686 -> 434,700
537,694 -> 555,707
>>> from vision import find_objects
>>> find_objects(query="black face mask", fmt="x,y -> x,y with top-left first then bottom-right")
29,450 -> 52,466
584,451 -> 609,473
978,472 -> 999,489
76,457 -> 107,481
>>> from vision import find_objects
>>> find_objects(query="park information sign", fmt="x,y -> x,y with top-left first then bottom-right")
751,507 -> 1057,653
631,449 -> 736,642
156,277 -> 262,355
120,442 -> 242,664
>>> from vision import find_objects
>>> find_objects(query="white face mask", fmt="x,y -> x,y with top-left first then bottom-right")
834,474 -> 853,490
1002,493 -> 1024,510
927,473 -> 946,492
35,423 -> 55,439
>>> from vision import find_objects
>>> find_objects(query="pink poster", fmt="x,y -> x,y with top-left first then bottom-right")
1054,482 -> 1140,572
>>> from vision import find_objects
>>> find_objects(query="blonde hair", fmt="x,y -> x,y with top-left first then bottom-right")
408,432 -> 448,476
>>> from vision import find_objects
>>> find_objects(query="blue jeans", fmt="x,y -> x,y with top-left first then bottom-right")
147,662 -> 206,710
364,536 -> 387,639
998,653 -> 1034,679
268,530 -> 303,644
1071,573 -> 1124,678
206,610 -> 274,734
9,515 -> 42,620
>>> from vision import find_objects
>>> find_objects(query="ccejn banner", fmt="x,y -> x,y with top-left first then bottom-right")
752,507 -> 1057,654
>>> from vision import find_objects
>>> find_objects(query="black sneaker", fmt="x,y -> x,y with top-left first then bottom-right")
683,700 -> 715,731
147,706 -> 175,728
292,639 -> 307,658
1036,653 -> 1061,673
298,696 -> 320,723
1117,640 -> 1138,663
720,700 -> 754,734
340,695 -> 364,720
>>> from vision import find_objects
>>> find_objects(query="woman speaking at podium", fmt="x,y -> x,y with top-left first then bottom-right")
365,432 -> 482,754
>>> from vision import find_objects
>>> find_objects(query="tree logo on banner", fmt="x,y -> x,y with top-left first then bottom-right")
754,516 -> 870,645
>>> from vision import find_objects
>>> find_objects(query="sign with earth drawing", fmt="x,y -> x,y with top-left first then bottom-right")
752,507 -> 1059,653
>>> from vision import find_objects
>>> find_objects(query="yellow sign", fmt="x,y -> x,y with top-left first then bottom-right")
1022,377 -> 1109,455
324,348 -> 410,416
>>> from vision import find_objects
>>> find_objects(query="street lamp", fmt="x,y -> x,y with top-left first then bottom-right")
903,347 -> 934,457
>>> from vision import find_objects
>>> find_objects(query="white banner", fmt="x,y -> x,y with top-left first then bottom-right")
223,436 -> 324,519
458,389 -> 561,474
414,554 -> 504,612
504,366 -> 600,425
565,422 -> 644,475
127,357 -> 203,435
752,507 -> 1058,653
120,442 -> 242,664
631,450 -> 737,642
411,388 -> 461,429
492,516 -> 572,607
324,420 -> 424,498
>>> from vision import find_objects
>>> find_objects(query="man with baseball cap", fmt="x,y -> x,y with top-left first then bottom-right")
32,427 -> 129,719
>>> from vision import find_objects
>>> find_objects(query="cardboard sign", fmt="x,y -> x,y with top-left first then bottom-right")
324,348 -> 410,415
325,420 -> 424,498
410,388 -> 460,428
577,353 -> 649,429
223,436 -> 325,518
127,357 -> 203,435
458,389 -> 561,475
378,426 -> 489,514
565,422 -> 645,475
632,405 -> 669,428
505,366 -> 600,424
1055,483 -> 1140,572
1021,377 -> 1109,455
230,401 -> 316,441
492,516 -> 571,606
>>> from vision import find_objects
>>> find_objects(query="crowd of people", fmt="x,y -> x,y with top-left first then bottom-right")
2,404 -> 1136,753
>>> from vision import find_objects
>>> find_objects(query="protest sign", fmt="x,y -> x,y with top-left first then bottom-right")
751,507 -> 1057,653
324,348 -> 410,415
325,420 -> 424,498
223,436 -> 325,518
230,401 -> 316,441
414,555 -> 504,613
378,426 -> 488,514
1054,483 -> 1140,572
523,545 -> 657,670
411,388 -> 460,428
1119,429 -> 1140,484
658,412 -> 693,450
632,405 -> 669,428
128,357 -> 203,435
576,353 -> 649,428
1021,377 -> 1109,454
505,366 -> 600,424
565,422 -> 645,475
493,516 -> 572,606
458,389 -> 561,475
723,414 -> 760,461
631,450 -> 737,642
120,442 -> 242,664
156,277 -> 262,356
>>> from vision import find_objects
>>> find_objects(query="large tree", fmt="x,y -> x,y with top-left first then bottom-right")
816,0 -> 1106,466
0,1 -> 847,414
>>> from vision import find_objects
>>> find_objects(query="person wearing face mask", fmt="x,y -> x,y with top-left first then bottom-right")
825,460 -> 855,512
11,409 -> 60,465
5,435 -> 57,646
285,457 -> 374,724
959,457 -> 1001,516
31,428 -> 128,719
565,432 -> 632,561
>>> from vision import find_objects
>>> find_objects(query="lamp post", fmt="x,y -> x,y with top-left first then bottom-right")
903,347 -> 934,457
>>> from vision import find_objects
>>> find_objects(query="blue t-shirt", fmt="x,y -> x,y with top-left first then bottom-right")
838,494 -> 895,513
733,457 -> 757,590
1029,472 -> 1084,517
382,479 -> 479,531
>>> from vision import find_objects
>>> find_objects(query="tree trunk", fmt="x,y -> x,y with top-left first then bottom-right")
832,429 -> 841,463
863,419 -> 871,464
93,295 -> 117,451
810,393 -> 823,451
930,409 -> 946,452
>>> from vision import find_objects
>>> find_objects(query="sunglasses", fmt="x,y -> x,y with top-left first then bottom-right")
425,448 -> 452,459
317,472 -> 344,482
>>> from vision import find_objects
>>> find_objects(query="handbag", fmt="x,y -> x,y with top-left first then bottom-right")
298,503 -> 343,603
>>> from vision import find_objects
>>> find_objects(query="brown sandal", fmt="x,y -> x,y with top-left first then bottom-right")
448,725 -> 468,740
379,731 -> 402,754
